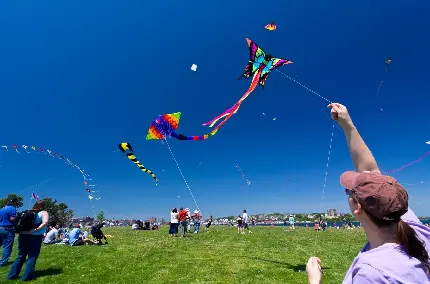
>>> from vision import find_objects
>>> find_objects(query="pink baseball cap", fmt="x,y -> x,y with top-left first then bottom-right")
340,171 -> 408,221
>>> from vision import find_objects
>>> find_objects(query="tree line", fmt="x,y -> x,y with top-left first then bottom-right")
0,194 -> 74,227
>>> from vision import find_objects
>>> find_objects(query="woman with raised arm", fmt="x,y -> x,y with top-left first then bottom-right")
306,103 -> 430,284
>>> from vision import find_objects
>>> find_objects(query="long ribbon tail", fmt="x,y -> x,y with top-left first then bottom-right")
206,71 -> 261,135
171,131 -> 211,141
202,105 -> 238,127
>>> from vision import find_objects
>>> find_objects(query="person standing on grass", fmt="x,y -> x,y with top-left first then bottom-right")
6,200 -> 48,282
169,208 -> 179,237
192,210 -> 201,233
242,210 -> 251,234
186,208 -> 191,232
289,215 -> 295,230
306,103 -> 430,284
178,207 -> 188,237
0,197 -> 18,267
237,215 -> 243,234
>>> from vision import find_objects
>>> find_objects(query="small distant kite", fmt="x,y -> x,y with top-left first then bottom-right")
118,142 -> 158,184
273,118 -> 276,121
264,22 -> 276,31
146,112 -> 211,141
377,58 -> 392,95
191,64 -> 197,71
426,141 -> 430,145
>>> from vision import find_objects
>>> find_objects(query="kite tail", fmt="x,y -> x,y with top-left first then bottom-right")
127,154 -> 158,184
171,131 -> 211,141
205,71 -> 261,135
202,105 -> 238,127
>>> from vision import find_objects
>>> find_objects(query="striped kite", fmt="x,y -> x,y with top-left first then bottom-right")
118,142 -> 158,184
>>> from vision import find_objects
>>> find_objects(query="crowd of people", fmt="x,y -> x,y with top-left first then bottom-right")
0,199 -> 109,281
169,207 -> 212,237
2,102 -> 430,283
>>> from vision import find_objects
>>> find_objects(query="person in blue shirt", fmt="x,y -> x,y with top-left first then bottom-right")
6,200 -> 49,282
68,224 -> 95,246
0,197 -> 18,266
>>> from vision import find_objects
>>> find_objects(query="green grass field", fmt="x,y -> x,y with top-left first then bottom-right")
0,226 -> 366,283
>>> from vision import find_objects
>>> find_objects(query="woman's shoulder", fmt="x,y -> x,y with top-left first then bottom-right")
353,245 -> 428,281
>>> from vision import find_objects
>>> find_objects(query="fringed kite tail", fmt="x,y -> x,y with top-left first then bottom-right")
202,104 -> 238,127
205,70 -> 261,136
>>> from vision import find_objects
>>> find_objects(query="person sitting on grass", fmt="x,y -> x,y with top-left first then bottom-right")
43,223 -> 62,245
205,215 -> 213,232
91,222 -> 108,245
306,103 -> 430,284
68,224 -> 96,246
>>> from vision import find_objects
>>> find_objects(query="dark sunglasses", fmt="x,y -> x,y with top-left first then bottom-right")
345,188 -> 354,196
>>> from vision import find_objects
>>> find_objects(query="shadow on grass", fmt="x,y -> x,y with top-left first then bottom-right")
244,257 -> 330,272
35,268 -> 63,278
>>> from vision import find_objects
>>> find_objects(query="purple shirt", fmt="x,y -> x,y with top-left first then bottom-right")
343,208 -> 430,283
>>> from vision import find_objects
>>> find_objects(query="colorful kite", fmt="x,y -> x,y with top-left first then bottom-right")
236,163 -> 251,185
147,112 -> 211,141
202,38 -> 292,134
1,143 -> 98,201
118,142 -> 158,184
264,22 -> 276,31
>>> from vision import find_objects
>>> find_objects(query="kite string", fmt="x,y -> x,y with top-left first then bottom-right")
276,69 -> 332,104
382,151 -> 430,175
320,124 -> 335,209
275,69 -> 343,133
163,138 -> 202,216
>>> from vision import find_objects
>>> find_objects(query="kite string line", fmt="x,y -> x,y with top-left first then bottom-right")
163,138 -> 202,216
275,69 -> 343,133
276,69 -> 332,104
320,124 -> 335,209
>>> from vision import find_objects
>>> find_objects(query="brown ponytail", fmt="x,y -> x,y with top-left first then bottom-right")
365,209 -> 430,274
396,220 -> 430,274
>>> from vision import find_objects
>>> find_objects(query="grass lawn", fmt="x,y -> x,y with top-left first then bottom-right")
0,226 -> 366,283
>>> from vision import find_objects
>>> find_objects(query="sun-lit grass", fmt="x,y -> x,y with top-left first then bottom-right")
0,226 -> 366,283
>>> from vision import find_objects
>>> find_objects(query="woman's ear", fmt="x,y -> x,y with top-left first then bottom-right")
353,202 -> 362,215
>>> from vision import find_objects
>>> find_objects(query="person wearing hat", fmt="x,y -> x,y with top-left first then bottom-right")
288,214 -> 295,230
192,210 -> 201,233
0,197 -> 18,266
306,103 -> 430,284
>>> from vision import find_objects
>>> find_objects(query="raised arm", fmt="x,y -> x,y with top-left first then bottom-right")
328,103 -> 380,173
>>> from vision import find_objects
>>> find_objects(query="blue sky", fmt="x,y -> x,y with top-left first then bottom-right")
1,1 -> 429,220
